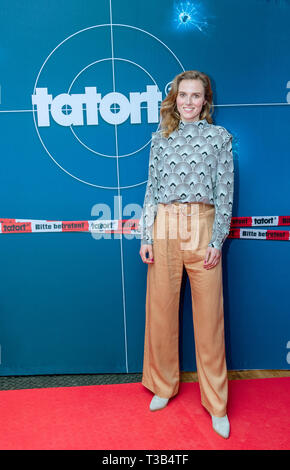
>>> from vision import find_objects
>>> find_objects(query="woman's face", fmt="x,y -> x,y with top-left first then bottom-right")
176,79 -> 206,122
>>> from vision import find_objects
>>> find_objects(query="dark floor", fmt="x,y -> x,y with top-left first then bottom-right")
1,370 -> 289,391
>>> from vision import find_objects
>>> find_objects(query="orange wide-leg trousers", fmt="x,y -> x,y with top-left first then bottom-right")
141,202 -> 228,417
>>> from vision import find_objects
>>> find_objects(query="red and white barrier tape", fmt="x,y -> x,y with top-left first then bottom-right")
230,215 -> 290,227
229,215 -> 290,241
229,228 -> 290,241
0,216 -> 290,240
0,219 -> 140,234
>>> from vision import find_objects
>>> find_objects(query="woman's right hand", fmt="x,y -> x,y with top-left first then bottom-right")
139,244 -> 154,264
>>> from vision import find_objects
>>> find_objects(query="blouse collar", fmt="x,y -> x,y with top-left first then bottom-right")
178,118 -> 209,130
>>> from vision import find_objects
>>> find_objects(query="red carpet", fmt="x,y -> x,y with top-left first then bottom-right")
0,377 -> 289,450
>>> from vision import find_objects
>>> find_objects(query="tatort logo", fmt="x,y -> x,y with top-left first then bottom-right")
32,85 -> 162,127
253,217 -> 275,225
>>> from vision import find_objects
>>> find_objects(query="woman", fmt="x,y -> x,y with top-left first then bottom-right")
139,70 -> 234,439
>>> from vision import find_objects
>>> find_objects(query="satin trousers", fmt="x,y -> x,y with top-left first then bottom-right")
141,202 -> 228,417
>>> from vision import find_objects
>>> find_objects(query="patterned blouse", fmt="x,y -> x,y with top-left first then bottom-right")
139,118 -> 234,251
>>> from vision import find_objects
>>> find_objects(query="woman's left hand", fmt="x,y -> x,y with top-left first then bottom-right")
203,247 -> 221,269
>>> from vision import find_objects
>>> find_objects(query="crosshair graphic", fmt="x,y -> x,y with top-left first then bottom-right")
32,22 -> 185,190
67,57 -> 159,159
30,0 -> 186,374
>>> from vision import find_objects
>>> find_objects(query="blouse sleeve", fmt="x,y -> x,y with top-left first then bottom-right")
208,132 -> 234,251
139,134 -> 159,245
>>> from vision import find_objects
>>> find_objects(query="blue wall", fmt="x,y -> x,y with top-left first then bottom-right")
0,0 -> 289,375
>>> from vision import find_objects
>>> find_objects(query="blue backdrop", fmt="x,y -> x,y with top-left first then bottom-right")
0,0 -> 289,375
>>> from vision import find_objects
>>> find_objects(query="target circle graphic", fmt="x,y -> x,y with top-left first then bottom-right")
68,58 -> 158,158
32,24 -> 185,189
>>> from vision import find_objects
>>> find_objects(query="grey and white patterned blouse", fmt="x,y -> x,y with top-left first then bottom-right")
139,118 -> 234,251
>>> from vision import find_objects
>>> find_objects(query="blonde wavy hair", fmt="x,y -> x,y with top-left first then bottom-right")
160,70 -> 214,138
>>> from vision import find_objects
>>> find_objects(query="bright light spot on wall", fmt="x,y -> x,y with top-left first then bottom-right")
174,1 -> 209,33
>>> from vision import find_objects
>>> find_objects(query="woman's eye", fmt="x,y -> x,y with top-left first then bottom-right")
180,94 -> 199,97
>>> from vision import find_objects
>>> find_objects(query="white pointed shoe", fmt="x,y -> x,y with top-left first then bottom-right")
149,395 -> 169,411
211,414 -> 230,439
